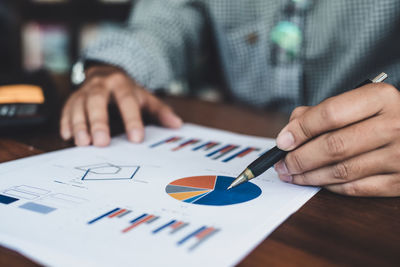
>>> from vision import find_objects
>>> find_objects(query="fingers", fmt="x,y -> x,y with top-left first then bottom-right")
86,86 -> 111,147
276,84 -> 390,151
70,93 -> 91,146
60,98 -> 73,140
325,174 -> 400,197
281,115 -> 392,175
144,92 -> 183,129
60,66 -> 181,146
113,85 -> 144,143
276,146 -> 395,186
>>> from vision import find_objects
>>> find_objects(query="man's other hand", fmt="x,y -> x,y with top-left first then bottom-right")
60,65 -> 182,147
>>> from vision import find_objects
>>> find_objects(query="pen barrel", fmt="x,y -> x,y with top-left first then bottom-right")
248,146 -> 287,177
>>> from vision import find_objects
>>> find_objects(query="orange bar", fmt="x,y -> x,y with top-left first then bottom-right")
108,209 -> 126,218
122,215 -> 155,233
167,137 -> 181,143
196,227 -> 215,239
238,148 -> 255,158
171,221 -> 183,229
220,145 -> 235,153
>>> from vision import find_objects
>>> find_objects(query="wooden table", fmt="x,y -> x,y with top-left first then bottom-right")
1,96 -> 399,267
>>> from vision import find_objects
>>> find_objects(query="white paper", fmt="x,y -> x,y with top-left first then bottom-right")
0,124 -> 319,267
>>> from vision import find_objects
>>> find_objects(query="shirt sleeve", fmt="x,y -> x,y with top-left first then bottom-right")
82,0 -> 205,91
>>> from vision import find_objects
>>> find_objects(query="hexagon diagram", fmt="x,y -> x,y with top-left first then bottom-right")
76,163 -> 140,181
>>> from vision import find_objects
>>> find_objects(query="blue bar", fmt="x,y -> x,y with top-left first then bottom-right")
206,145 -> 230,157
130,213 -> 147,224
192,142 -> 209,151
152,220 -> 176,234
177,226 -> 207,245
87,208 -> 120,224
0,194 -> 19,205
19,202 -> 56,214
150,137 -> 177,148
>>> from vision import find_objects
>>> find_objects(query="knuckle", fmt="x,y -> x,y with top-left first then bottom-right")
325,133 -> 346,158
90,120 -> 108,132
90,118 -> 107,127
293,173 -> 307,185
393,118 -> 400,135
74,93 -> 87,103
119,94 -> 138,109
290,106 -> 304,121
293,118 -> 313,139
88,76 -> 103,86
393,147 -> 400,162
292,106 -> 303,116
320,101 -> 340,128
342,182 -> 360,196
286,152 -> 306,174
380,83 -> 399,98
332,162 -> 349,180
108,72 -> 127,86
88,89 -> 107,102
114,88 -> 134,102
72,122 -> 87,131
125,120 -> 143,130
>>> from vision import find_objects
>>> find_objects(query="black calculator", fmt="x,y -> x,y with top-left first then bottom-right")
0,71 -> 56,129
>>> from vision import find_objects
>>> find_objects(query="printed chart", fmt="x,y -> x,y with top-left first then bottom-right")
87,207 -> 218,251
0,185 -> 88,214
76,163 -> 140,181
150,136 -> 260,163
166,176 -> 262,206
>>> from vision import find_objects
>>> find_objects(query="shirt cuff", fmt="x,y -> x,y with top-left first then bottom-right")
82,28 -> 172,91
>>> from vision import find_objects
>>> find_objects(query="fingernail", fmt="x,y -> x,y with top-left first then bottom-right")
61,130 -> 71,140
76,131 -> 90,146
129,129 -> 144,143
93,131 -> 109,147
279,174 -> 293,183
171,115 -> 183,128
276,131 -> 295,150
274,160 -> 289,175
165,113 -> 183,128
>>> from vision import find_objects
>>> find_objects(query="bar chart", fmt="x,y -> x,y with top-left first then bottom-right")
87,207 -> 219,251
150,136 -> 260,163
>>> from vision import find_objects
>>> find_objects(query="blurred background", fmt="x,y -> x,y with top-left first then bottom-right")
1,0 -> 133,98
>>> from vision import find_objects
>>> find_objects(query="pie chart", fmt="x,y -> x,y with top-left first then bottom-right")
166,175 -> 262,206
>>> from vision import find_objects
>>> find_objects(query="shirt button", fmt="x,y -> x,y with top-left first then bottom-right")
246,32 -> 259,45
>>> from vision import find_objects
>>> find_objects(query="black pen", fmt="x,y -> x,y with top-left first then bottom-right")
227,72 -> 388,190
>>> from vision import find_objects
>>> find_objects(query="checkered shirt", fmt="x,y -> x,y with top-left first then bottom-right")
83,0 -> 400,113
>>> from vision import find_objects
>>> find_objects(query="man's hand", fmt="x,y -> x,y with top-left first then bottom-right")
60,65 -> 182,147
274,83 -> 400,197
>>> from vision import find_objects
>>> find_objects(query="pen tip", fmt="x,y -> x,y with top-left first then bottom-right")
227,185 -> 233,190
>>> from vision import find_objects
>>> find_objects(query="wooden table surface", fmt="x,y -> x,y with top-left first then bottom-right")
1,96 -> 399,267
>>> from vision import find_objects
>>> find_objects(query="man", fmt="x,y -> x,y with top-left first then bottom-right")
61,0 -> 400,196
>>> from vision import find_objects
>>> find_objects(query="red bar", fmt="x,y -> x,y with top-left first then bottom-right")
166,137 -> 181,143
219,145 -> 235,153
172,139 -> 199,151
238,148 -> 255,158
108,209 -> 126,218
206,142 -> 217,148
122,215 -> 155,233
171,221 -> 183,229
195,227 -> 215,239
